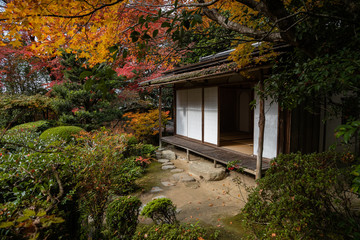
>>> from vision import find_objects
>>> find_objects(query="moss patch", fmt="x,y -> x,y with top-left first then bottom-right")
134,161 -> 164,193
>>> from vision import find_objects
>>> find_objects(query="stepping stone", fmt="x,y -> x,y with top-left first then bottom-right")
158,159 -> 170,163
162,150 -> 176,160
162,165 -> 176,170
172,173 -> 195,182
161,181 -> 175,187
152,195 -> 167,200
189,161 -> 226,181
155,150 -> 163,159
162,162 -> 174,166
171,169 -> 184,173
150,186 -> 163,193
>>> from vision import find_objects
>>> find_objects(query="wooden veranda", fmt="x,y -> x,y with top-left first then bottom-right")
161,136 -> 270,176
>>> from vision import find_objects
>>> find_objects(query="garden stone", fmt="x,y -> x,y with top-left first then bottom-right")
162,150 -> 176,160
152,195 -> 167,200
155,150 -> 162,159
150,186 -> 163,193
189,161 -> 226,181
162,165 -> 176,170
162,162 -> 174,166
158,159 -> 170,163
161,181 -> 175,187
172,173 -> 195,182
171,169 -> 184,173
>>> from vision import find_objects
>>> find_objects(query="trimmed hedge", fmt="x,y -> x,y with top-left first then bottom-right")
40,126 -> 85,142
9,120 -> 51,133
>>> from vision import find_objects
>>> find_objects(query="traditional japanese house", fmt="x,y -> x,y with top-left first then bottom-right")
141,46 -> 341,176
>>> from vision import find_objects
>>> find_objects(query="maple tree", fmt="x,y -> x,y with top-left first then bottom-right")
0,0 -> 185,81
123,109 -> 171,143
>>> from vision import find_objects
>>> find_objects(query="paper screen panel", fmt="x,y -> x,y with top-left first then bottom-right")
253,92 -> 278,158
204,87 -> 218,144
187,88 -> 202,140
176,89 -> 188,137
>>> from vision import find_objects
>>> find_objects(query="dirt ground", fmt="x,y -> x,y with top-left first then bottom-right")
135,147 -> 257,229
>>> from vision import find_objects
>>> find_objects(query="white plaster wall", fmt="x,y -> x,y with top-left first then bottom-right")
204,87 -> 218,144
176,90 -> 188,137
253,93 -> 278,159
187,88 -> 203,141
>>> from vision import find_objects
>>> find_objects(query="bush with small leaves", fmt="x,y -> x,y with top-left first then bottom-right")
106,196 -> 142,240
9,120 -> 52,134
40,126 -> 85,143
140,198 -> 177,225
242,151 -> 360,239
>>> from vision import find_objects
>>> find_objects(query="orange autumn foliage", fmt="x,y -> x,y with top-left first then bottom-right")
123,109 -> 171,140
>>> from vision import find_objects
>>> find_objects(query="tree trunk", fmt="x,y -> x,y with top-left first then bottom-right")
256,76 -> 265,180
158,87 -> 163,149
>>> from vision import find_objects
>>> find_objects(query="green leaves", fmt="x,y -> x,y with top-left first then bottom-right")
242,152 -> 358,239
335,120 -> 360,144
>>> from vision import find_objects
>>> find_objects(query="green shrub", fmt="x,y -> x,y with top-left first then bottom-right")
127,136 -> 139,146
9,120 -> 52,133
124,142 -> 157,159
141,198 -> 177,225
133,223 -> 219,240
106,196 -> 142,240
242,151 -> 360,240
40,126 -> 85,142
0,129 -> 146,239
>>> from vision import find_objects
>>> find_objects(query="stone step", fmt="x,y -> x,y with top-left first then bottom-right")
158,159 -> 170,163
172,173 -> 196,182
162,165 -> 176,170
189,161 -> 226,181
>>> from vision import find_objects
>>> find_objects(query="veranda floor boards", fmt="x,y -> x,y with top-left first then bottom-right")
161,136 -> 270,175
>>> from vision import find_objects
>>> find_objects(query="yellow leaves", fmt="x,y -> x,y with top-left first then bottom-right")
124,109 -> 171,140
229,41 -> 279,69
229,42 -> 255,68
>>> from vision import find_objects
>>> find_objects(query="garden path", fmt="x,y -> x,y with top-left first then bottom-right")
136,147 -> 256,228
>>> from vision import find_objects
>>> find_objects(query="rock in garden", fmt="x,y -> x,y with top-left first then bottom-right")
150,186 -> 163,193
161,181 -> 175,187
158,159 -> 170,163
172,173 -> 195,182
152,195 -> 167,200
162,165 -> 176,170
189,161 -> 226,181
162,162 -> 174,166
161,150 -> 176,160
171,169 -> 184,173
155,150 -> 163,159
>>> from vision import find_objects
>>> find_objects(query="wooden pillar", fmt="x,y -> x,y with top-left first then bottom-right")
256,72 -> 265,180
158,87 -> 163,150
